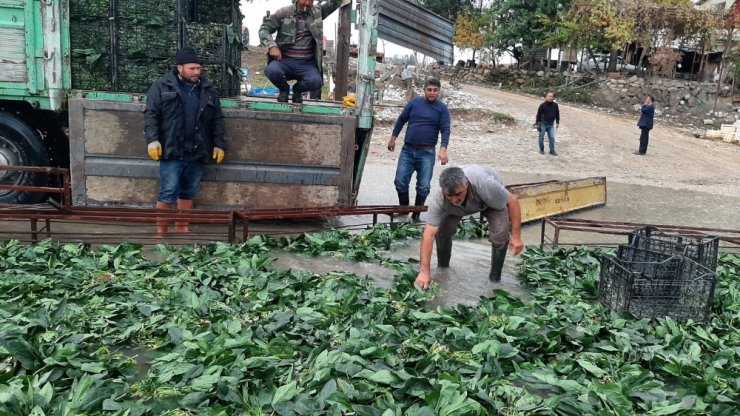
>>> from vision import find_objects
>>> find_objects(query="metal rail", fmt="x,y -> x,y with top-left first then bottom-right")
541,217 -> 740,251
0,202 -> 426,244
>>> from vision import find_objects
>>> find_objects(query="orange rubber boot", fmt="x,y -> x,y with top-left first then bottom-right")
175,199 -> 194,233
156,201 -> 174,236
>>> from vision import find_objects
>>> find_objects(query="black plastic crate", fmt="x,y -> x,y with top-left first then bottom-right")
115,0 -> 178,23
68,0 -> 239,94
69,0 -> 111,19
598,255 -> 717,322
69,18 -> 113,90
116,56 -> 174,94
187,0 -> 240,25
200,63 -> 240,97
184,23 -> 230,63
628,226 -> 719,271
117,21 -> 178,62
616,245 -> 675,264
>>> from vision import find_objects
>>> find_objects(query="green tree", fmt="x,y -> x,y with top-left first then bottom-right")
419,0 -> 476,22
489,0 -> 569,67
453,11 -> 487,61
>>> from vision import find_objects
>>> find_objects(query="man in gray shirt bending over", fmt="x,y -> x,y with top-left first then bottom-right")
415,165 -> 525,290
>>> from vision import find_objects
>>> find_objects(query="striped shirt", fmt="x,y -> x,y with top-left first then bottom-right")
283,12 -> 316,61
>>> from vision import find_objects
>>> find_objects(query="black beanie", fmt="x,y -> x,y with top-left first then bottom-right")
176,47 -> 200,65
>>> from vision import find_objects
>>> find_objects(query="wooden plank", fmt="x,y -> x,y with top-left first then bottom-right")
0,28 -> 26,82
83,108 -> 349,166
68,99 -> 87,205
84,176 -> 340,208
84,109 -> 144,156
0,0 -> 26,8
225,118 -> 343,166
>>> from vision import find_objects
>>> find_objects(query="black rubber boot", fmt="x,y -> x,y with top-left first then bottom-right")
274,80 -> 290,102
394,192 -> 410,218
436,235 -> 453,268
398,191 -> 409,206
411,195 -> 426,221
489,243 -> 508,282
292,86 -> 304,103
277,89 -> 289,102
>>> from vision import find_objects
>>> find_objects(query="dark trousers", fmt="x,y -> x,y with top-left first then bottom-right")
436,208 -> 510,248
265,57 -> 322,98
639,127 -> 651,154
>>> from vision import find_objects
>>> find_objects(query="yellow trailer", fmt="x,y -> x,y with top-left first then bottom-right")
507,177 -> 607,224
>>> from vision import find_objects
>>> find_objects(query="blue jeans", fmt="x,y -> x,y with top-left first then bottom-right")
393,145 -> 436,198
157,158 -> 205,203
538,122 -> 556,152
265,57 -> 322,97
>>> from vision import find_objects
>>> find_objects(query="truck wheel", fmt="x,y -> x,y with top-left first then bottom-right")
0,112 -> 50,204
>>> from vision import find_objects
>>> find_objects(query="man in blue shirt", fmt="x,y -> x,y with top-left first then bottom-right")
387,78 -> 451,221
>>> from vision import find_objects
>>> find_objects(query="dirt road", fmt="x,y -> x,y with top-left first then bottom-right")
370,84 -> 740,198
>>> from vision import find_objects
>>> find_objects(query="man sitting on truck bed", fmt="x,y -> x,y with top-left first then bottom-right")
144,47 -> 226,236
259,0 -> 344,103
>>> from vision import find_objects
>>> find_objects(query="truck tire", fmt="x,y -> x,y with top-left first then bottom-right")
0,112 -> 50,204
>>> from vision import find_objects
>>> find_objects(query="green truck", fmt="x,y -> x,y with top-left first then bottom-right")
0,0 -> 451,208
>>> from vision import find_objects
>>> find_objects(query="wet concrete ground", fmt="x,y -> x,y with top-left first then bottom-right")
2,161 -> 738,307
267,162 -> 740,306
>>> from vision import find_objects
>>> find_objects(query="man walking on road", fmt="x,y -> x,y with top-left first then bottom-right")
414,166 -> 524,290
387,78 -> 451,221
635,96 -> 655,155
145,47 -> 226,236
534,91 -> 560,156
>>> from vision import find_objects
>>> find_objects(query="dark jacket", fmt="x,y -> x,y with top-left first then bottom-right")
144,69 -> 226,163
638,103 -> 655,129
536,101 -> 560,124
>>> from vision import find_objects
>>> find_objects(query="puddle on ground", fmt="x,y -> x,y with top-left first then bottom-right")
271,250 -> 397,290
114,347 -> 154,382
271,238 -> 531,308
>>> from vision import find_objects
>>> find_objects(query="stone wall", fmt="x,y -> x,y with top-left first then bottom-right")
593,77 -> 733,120
427,64 -> 737,124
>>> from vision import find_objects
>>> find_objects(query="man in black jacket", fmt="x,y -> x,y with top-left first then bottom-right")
144,47 -> 226,236
533,91 -> 560,156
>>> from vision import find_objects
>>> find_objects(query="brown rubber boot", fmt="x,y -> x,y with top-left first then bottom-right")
175,199 -> 194,233
155,201 -> 174,236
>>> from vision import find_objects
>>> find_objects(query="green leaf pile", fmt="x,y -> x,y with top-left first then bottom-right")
0,224 -> 738,415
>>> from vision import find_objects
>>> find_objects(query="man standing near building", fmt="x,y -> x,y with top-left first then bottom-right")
145,46 -> 226,236
259,0 -> 344,103
635,95 -> 655,155
533,91 -> 560,156
387,78 -> 451,221
414,166 -> 524,290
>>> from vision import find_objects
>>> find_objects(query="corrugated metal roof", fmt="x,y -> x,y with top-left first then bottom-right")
377,0 -> 454,64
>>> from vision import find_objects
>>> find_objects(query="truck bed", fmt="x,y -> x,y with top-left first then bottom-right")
68,94 -> 363,209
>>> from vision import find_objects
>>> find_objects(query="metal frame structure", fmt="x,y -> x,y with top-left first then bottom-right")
0,166 -> 71,207
0,203 -> 425,244
541,217 -> 740,251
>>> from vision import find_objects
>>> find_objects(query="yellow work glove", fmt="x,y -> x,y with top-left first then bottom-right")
213,147 -> 225,164
342,95 -> 356,107
147,140 -> 161,161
